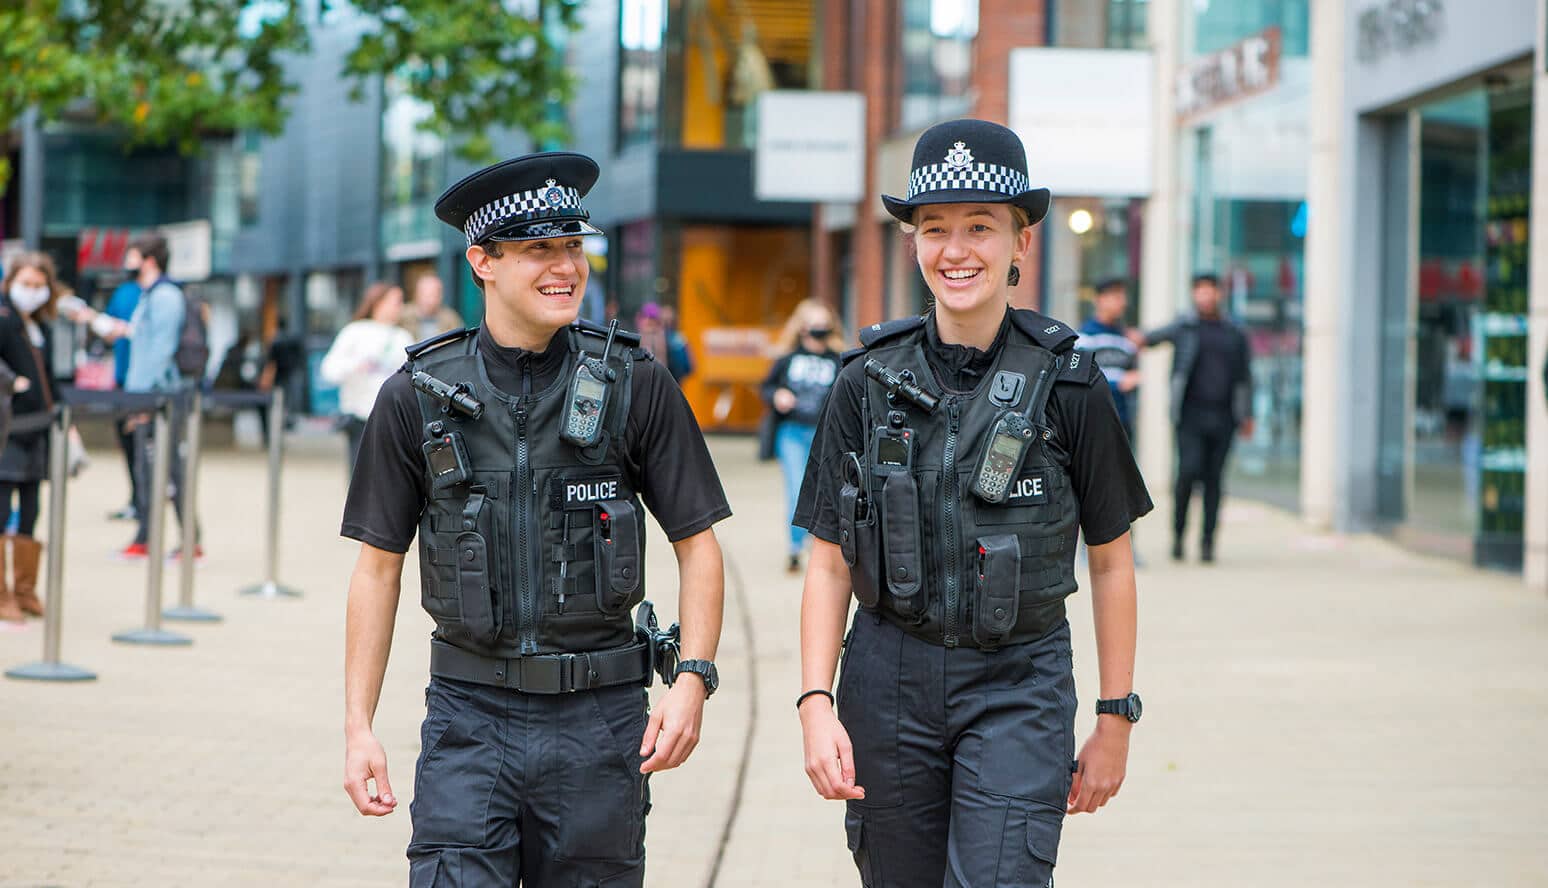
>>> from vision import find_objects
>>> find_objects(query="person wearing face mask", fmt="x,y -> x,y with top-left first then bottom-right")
761,299 -> 846,573
793,119 -> 1152,888
0,252 -> 62,622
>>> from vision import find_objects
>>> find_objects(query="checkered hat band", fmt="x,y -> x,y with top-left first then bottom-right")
464,185 -> 584,244
908,162 -> 1029,199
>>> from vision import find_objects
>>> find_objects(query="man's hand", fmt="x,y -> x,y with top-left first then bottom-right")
800,696 -> 865,801
1239,417 -> 1256,440
1125,328 -> 1147,347
640,677 -> 706,773
772,387 -> 797,413
1067,718 -> 1131,814
343,728 -> 397,816
12,376 -> 30,394
1118,370 -> 1141,393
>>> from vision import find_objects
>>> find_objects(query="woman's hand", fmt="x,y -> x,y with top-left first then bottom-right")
772,388 -> 797,413
1067,718 -> 1131,814
12,376 -> 30,394
800,695 -> 865,801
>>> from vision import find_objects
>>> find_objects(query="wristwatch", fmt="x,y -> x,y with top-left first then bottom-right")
1095,692 -> 1142,723
674,659 -> 719,698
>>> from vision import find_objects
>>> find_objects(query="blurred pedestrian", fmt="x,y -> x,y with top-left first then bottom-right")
1078,278 -> 1140,442
398,275 -> 463,340
760,299 -> 844,573
795,119 -> 1150,888
637,302 -> 694,382
105,246 -> 143,521
67,233 -> 204,560
1130,272 -> 1253,564
0,252 -> 62,620
319,282 -> 411,478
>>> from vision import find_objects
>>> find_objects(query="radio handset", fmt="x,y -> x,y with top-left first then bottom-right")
969,362 -> 1054,504
560,320 -> 620,448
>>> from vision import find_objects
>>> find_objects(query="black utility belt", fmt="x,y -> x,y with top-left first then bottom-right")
430,638 -> 651,694
871,600 -> 1067,651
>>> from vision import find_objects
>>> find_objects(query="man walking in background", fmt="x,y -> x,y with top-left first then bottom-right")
1131,272 -> 1252,564
1078,277 -> 1140,443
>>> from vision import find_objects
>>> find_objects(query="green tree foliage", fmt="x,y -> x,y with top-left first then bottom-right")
0,0 -> 582,195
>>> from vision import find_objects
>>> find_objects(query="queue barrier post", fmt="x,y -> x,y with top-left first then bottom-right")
240,385 -> 301,599
165,386 -> 219,623
5,405 -> 96,682
113,398 -> 192,646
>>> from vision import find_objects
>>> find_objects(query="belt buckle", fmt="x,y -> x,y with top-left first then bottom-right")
563,652 -> 597,692
519,656 -> 562,693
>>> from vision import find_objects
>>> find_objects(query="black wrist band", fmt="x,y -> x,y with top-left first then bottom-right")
796,689 -> 835,711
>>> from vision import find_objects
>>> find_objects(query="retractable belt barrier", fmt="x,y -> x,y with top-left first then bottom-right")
223,387 -> 302,600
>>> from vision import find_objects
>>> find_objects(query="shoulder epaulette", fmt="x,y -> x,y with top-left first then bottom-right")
857,315 -> 926,349
405,326 -> 476,361
1009,309 -> 1078,354
1055,348 -> 1101,385
571,318 -> 643,348
840,346 -> 867,365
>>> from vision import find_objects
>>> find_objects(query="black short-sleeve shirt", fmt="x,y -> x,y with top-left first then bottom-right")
340,326 -> 732,554
793,315 -> 1152,548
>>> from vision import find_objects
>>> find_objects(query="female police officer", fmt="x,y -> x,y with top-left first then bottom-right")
340,152 -> 730,886
793,119 -> 1152,887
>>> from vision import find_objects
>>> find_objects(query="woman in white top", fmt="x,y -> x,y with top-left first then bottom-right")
320,282 -> 413,478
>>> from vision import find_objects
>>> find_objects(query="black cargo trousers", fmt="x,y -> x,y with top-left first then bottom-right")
407,677 -> 651,887
838,612 -> 1076,888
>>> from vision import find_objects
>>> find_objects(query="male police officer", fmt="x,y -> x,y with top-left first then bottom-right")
341,152 -> 730,887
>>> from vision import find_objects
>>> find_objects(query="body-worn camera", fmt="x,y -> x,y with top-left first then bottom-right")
870,425 -> 914,474
561,321 -> 621,448
422,422 -> 473,492
970,411 -> 1036,503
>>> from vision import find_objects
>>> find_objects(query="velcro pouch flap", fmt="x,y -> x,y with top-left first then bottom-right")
972,533 -> 1021,648
594,499 -> 641,613
838,483 -> 859,566
880,471 -> 923,614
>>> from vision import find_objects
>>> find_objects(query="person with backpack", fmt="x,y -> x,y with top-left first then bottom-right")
67,232 -> 203,560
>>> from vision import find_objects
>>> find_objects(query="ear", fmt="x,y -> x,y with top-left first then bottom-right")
465,245 -> 496,285
1013,223 -> 1035,264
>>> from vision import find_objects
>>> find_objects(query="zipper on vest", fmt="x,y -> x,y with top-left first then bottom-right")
942,398 -> 961,647
514,403 -> 536,655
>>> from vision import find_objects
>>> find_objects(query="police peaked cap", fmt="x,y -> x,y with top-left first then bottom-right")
882,118 -> 1051,226
434,151 -> 604,246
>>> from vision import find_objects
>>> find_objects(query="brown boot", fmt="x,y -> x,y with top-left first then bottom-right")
12,535 -> 43,618
0,536 -> 20,622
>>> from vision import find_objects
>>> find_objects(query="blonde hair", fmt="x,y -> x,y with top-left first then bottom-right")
773,299 -> 847,353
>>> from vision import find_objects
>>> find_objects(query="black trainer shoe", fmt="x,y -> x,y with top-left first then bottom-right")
786,554 -> 801,574
1200,540 -> 1215,564
1170,538 -> 1183,562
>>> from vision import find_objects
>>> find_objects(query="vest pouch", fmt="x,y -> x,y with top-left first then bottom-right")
839,481 -> 882,608
453,530 -> 499,647
594,499 -> 642,615
879,471 -> 925,620
971,534 -> 1021,649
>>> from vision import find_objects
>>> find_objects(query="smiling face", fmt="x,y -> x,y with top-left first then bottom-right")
912,203 -> 1032,319
467,236 -> 589,338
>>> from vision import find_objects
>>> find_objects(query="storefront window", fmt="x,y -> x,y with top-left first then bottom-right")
619,0 -> 665,149
1045,197 -> 1143,326
1185,0 -> 1308,57
900,0 -> 978,130
1053,0 -> 1148,49
380,77 -> 445,251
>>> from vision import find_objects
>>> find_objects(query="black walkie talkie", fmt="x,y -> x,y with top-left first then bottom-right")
561,320 -> 620,448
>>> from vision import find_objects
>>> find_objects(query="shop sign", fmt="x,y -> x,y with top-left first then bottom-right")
755,90 -> 866,203
161,219 -> 212,282
1176,26 -> 1282,125
1355,0 -> 1444,65
76,227 -> 133,272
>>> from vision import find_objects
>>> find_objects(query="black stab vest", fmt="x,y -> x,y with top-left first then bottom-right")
838,310 -> 1088,650
407,325 -> 647,657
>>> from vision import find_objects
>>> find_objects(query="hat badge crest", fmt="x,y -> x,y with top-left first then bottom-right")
543,178 -> 565,206
944,141 -> 974,169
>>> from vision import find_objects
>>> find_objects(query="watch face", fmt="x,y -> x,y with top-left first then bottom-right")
1127,692 -> 1143,722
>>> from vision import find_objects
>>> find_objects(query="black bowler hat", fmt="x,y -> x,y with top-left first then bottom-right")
882,119 -> 1051,226
434,151 -> 604,246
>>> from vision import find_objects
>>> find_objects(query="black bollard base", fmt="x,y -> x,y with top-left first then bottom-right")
163,606 -> 223,623
5,661 -> 97,682
238,581 -> 302,599
111,628 -> 193,646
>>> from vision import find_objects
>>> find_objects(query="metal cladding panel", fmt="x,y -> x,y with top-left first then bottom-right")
655,149 -> 812,223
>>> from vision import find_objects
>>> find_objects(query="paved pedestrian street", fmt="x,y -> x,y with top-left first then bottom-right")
1,433 -> 1545,886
